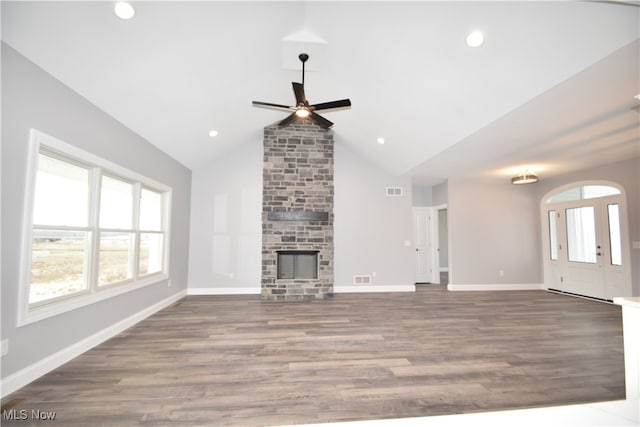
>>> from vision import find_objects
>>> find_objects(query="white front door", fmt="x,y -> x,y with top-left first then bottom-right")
542,183 -> 632,300
561,202 -> 606,299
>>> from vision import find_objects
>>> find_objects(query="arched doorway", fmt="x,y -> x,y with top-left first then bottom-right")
541,181 -> 632,301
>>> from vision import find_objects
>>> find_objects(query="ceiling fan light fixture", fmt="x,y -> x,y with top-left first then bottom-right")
511,171 -> 539,185
252,53 -> 350,129
295,107 -> 310,118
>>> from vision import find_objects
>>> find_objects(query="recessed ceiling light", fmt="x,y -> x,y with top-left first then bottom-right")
114,2 -> 135,20
466,31 -> 484,48
377,137 -> 385,145
208,130 -> 219,138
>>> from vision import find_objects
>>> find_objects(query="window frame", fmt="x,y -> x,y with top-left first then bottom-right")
18,129 -> 172,326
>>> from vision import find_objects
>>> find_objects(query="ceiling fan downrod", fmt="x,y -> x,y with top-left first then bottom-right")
299,53 -> 309,86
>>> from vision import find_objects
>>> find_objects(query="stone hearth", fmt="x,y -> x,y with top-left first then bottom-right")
261,121 -> 334,300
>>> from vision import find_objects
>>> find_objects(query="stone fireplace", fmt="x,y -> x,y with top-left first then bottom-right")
261,121 -> 334,300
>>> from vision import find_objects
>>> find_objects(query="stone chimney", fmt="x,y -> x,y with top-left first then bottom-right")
261,121 -> 334,300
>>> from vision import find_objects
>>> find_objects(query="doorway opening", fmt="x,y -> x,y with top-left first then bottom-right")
437,208 -> 449,285
541,181 -> 632,301
413,205 -> 448,285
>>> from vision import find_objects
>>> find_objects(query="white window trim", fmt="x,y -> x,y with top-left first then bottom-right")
18,129 -> 172,327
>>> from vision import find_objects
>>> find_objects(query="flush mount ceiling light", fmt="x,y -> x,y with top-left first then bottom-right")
208,130 -> 219,138
114,2 -> 135,20
377,137 -> 385,145
466,31 -> 484,48
511,171 -> 539,185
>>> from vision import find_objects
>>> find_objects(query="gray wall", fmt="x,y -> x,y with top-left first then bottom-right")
535,158 -> 640,296
447,177 -> 541,285
334,143 -> 415,288
411,185 -> 433,207
1,44 -> 192,378
432,181 -> 448,206
188,141 -> 263,291
187,135 -> 415,291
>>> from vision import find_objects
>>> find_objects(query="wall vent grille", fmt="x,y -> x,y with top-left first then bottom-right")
353,275 -> 372,285
386,187 -> 403,196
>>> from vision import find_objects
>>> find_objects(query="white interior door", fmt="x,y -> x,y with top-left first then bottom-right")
413,207 -> 431,283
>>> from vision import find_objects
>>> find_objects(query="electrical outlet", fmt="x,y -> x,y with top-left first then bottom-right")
1,339 -> 8,357
499,270 -> 505,277
372,272 -> 377,277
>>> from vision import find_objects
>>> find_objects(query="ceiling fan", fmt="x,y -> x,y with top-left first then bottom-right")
252,53 -> 351,129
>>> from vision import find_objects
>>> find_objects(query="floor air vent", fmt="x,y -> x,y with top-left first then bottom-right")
353,275 -> 372,285
386,187 -> 403,196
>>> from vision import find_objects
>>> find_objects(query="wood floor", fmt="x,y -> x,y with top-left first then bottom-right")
1,286 -> 625,426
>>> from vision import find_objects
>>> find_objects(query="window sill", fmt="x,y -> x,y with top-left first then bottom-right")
18,273 -> 169,327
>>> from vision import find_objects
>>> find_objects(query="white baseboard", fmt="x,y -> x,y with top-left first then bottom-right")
1,290 -> 187,398
447,283 -> 544,291
188,287 -> 260,295
189,286 -> 416,295
335,285 -> 415,293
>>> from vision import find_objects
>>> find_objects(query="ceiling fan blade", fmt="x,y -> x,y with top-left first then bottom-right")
252,101 -> 294,112
278,113 -> 298,127
292,82 -> 306,105
310,99 -> 352,111
309,112 -> 333,128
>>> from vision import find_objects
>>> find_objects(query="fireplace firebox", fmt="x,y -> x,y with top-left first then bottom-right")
277,251 -> 319,280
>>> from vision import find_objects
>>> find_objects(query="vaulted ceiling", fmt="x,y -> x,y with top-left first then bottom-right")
2,1 -> 639,185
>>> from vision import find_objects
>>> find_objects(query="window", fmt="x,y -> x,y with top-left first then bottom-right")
139,188 -> 164,276
608,204 -> 622,266
20,130 -> 171,324
30,155 -> 91,303
548,210 -> 558,261
566,206 -> 597,264
547,185 -> 620,203
98,175 -> 135,287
